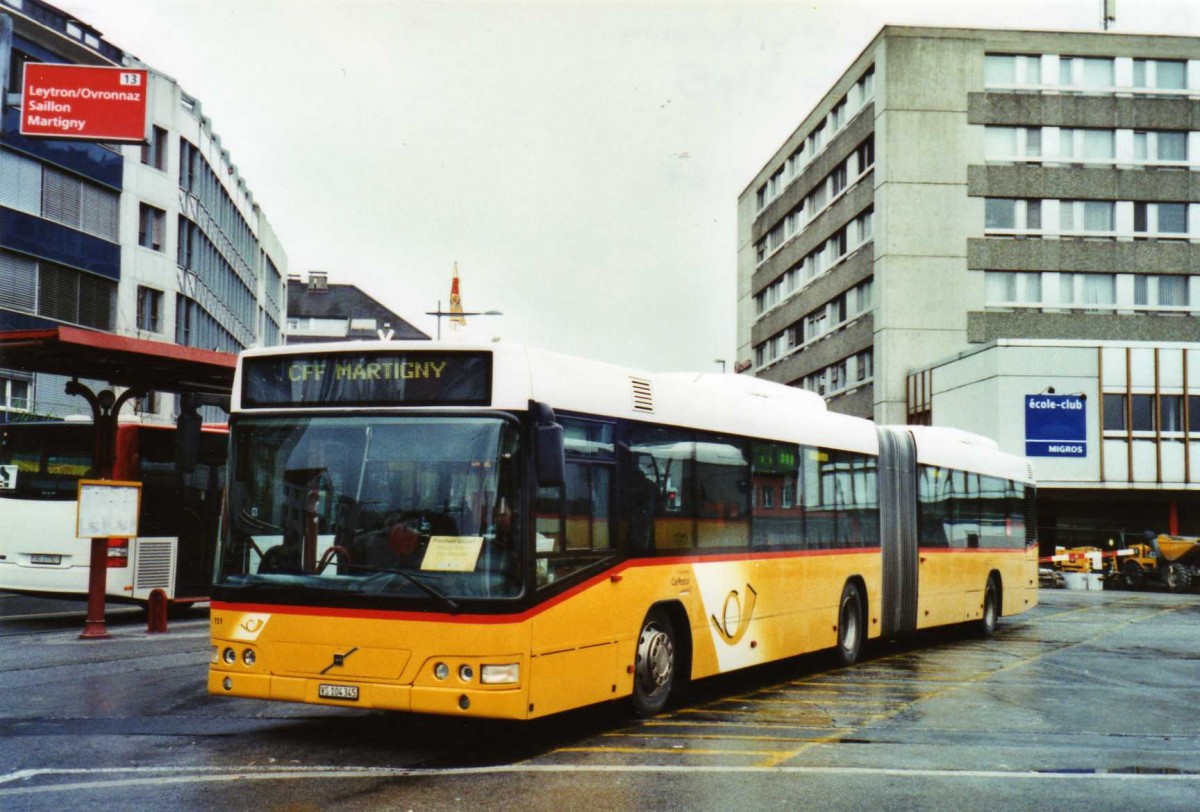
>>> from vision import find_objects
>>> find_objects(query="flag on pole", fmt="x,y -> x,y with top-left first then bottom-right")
449,265 -> 466,328
449,263 -> 467,329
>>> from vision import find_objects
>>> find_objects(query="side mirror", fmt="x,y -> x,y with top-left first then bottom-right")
532,401 -> 564,488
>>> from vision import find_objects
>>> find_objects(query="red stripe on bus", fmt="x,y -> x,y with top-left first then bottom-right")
212,546 -> 884,624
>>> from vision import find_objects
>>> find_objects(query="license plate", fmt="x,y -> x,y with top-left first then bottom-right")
30,554 -> 62,566
318,683 -> 359,701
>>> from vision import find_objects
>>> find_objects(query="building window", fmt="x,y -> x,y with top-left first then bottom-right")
985,271 -> 1042,306
1059,128 -> 1115,162
830,162 -> 848,197
985,126 -> 1043,161
1161,395 -> 1185,433
138,203 -> 166,251
984,54 -> 1041,86
1060,200 -> 1114,234
829,98 -> 847,131
1103,394 -> 1127,432
855,349 -> 874,382
1133,202 -> 1188,236
985,198 -> 1041,232
1131,394 -> 1156,431
855,135 -> 875,174
1134,275 -> 1191,310
1133,59 -> 1187,91
1059,56 -> 1113,89
36,262 -> 115,330
40,165 -> 119,241
1133,130 -> 1187,163
1,375 -> 32,412
137,286 -> 163,333
1059,273 -> 1115,310
140,125 -> 168,171
0,250 -> 37,312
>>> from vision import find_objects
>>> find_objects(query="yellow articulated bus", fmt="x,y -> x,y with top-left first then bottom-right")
209,341 -> 1038,719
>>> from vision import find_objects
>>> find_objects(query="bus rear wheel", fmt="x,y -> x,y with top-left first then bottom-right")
977,576 -> 999,638
836,582 -> 863,667
632,608 -> 676,717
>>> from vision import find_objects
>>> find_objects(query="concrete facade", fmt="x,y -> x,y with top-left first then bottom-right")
1,0 -> 287,422
738,25 -> 1200,542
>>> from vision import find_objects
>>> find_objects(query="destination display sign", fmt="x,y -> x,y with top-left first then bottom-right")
241,352 -> 492,408
20,64 -> 149,142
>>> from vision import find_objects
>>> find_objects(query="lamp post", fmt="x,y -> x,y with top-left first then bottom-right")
425,300 -> 503,340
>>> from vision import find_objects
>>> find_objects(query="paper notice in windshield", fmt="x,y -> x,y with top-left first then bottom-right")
421,536 -> 484,572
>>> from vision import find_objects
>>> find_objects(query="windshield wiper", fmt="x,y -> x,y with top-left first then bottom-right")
344,564 -> 461,613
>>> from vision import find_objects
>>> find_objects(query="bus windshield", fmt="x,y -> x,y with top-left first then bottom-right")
0,423 -> 93,500
217,415 -> 523,604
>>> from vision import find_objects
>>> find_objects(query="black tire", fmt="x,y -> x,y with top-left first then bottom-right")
1165,563 -> 1193,593
1121,561 -> 1144,590
631,608 -> 677,717
835,581 -> 864,667
1164,563 -> 1186,593
977,576 -> 999,638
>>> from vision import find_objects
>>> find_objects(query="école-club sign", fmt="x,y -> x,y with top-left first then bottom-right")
20,64 -> 149,142
1025,394 -> 1086,458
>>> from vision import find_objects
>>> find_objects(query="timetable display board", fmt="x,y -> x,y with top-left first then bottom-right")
241,352 -> 492,408
76,480 -> 142,539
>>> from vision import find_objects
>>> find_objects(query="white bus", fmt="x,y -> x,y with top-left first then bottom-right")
0,419 -> 226,604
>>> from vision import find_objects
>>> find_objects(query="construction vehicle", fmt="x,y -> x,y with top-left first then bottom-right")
1118,534 -> 1200,593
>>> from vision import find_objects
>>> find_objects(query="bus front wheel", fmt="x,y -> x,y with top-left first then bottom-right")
632,608 -> 676,717
836,581 -> 863,667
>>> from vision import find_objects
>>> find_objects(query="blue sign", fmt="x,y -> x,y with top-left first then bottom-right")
1025,394 -> 1087,457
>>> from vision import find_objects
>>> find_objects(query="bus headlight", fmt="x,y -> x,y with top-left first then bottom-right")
222,647 -> 237,664
481,664 -> 519,685
458,664 -> 475,682
211,646 -> 219,664
242,648 -> 256,667
434,662 -> 450,680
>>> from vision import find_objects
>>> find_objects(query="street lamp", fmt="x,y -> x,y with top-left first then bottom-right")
425,300 -> 503,340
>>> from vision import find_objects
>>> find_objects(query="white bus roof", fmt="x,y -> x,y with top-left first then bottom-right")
234,341 -> 1032,483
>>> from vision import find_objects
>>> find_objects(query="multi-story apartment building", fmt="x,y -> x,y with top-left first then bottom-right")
1,0 -> 287,421
738,26 -> 1200,543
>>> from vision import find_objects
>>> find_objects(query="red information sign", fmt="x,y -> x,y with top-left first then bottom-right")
20,64 -> 149,142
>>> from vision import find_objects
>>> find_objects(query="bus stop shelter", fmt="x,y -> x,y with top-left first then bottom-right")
0,325 -> 237,637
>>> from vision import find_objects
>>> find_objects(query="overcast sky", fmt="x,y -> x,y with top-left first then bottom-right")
59,0 -> 1200,372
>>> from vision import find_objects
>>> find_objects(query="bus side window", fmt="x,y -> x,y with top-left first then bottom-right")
750,440 -> 802,550
537,417 -> 616,587
627,423 -> 695,553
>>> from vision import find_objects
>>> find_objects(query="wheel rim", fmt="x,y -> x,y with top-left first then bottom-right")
636,622 -> 674,697
840,594 -> 860,654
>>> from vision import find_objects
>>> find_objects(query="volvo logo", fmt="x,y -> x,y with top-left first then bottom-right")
320,646 -> 359,675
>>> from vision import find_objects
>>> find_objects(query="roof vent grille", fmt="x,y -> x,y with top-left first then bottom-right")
630,377 -> 654,413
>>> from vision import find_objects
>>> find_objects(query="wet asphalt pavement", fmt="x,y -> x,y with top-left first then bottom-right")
0,588 -> 1198,810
